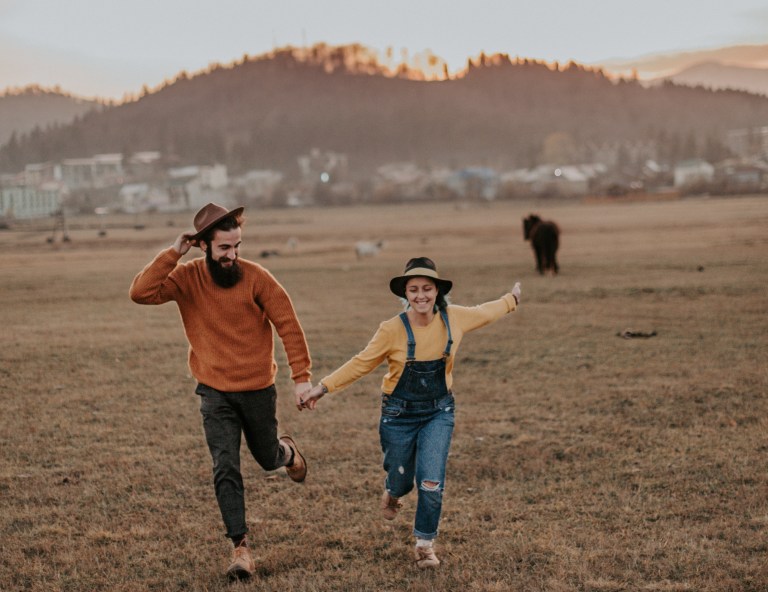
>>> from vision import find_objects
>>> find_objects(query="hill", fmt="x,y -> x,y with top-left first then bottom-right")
0,86 -> 100,148
3,46 -> 768,175
600,43 -> 768,78
660,62 -> 768,96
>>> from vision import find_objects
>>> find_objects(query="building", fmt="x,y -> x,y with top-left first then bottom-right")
673,159 -> 715,188
24,162 -> 58,186
713,159 -> 768,194
726,126 -> 768,159
167,164 -> 229,211
0,181 -> 65,220
298,148 -> 348,183
60,153 -> 125,190
128,151 -> 163,179
500,163 -> 605,197
119,183 -> 170,213
371,162 -> 428,201
450,167 -> 500,200
231,169 -> 284,205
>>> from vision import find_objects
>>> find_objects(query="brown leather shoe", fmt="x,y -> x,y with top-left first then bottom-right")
279,435 -> 307,482
226,543 -> 255,580
414,544 -> 440,568
381,491 -> 402,520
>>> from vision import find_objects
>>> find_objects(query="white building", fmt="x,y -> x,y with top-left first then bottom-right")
372,162 -> 428,200
0,182 -> 65,220
500,163 -> 605,197
129,151 -> 163,178
119,183 -> 170,213
24,162 -> 58,186
167,164 -> 229,210
673,159 -> 715,187
60,153 -> 125,190
231,169 -> 284,205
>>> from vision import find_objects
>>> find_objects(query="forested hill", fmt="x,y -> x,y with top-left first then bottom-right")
0,86 -> 99,148
3,47 -> 768,175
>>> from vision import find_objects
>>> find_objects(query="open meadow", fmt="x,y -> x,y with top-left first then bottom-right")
1,196 -> 767,592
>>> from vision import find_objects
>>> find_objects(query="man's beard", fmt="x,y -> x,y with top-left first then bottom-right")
206,249 -> 243,288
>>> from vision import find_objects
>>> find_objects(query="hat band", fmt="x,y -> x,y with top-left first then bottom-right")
403,267 -> 440,280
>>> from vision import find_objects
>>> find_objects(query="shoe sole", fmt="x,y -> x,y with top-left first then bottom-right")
227,567 -> 253,581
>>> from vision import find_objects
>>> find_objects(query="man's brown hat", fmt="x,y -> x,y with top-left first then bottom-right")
189,203 -> 244,243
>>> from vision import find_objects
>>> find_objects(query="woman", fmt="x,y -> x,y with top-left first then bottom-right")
301,257 -> 521,568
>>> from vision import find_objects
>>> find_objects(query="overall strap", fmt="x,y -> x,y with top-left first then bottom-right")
398,312 -> 416,362
439,308 -> 453,358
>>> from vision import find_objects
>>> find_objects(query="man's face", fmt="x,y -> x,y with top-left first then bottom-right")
202,227 -> 243,287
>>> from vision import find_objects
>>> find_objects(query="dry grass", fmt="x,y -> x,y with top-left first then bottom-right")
1,196 -> 766,592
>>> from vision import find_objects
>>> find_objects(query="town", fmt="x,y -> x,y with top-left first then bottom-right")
1,124 -> 767,224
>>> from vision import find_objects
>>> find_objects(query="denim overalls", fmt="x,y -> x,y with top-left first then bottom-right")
379,309 -> 456,540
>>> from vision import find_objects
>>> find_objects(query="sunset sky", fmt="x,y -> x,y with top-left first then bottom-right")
1,0 -> 767,99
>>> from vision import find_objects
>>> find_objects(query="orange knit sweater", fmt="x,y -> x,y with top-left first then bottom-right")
129,247 -> 311,392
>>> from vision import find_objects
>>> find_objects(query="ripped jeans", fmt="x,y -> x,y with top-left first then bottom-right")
379,393 -> 455,539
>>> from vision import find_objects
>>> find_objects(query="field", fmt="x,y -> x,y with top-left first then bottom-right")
1,196 -> 767,592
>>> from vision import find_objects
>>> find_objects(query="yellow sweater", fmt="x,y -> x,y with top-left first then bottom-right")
129,247 -> 311,392
321,294 -> 517,395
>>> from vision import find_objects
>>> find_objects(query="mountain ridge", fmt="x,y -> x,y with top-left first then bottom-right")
3,47 -> 768,176
659,61 -> 768,96
0,85 -> 101,148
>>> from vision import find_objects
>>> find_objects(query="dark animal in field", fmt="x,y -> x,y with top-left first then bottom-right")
523,214 -> 560,275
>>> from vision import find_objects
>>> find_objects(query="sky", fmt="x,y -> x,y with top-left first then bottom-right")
1,0 -> 768,99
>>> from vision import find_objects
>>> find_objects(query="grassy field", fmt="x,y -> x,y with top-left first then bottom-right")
1,196 -> 766,592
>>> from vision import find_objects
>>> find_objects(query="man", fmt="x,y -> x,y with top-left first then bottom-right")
129,203 -> 312,581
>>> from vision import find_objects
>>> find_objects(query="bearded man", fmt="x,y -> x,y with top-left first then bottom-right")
129,203 -> 311,581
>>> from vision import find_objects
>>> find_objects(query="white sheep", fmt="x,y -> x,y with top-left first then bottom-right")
355,240 -> 384,259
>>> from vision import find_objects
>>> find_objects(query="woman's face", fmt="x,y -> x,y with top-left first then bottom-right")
405,277 -> 437,315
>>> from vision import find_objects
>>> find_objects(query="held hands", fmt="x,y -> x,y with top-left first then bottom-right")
172,231 -> 199,255
512,281 -> 522,306
298,383 -> 327,411
294,381 -> 312,411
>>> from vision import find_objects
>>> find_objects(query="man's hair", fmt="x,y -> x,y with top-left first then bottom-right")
200,215 -> 242,246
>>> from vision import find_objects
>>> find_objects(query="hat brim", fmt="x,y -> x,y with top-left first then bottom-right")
390,275 -> 453,298
189,206 -> 244,243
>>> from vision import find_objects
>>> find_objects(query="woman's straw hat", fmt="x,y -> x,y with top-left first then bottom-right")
389,257 -> 453,298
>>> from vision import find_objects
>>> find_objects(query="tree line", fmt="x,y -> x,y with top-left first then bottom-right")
1,45 -> 766,176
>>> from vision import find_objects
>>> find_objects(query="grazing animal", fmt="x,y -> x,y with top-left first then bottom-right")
355,240 -> 384,260
523,214 -> 560,275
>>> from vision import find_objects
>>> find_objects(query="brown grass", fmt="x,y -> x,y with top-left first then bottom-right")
1,196 -> 767,592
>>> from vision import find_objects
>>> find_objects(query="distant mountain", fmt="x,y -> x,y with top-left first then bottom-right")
600,43 -> 768,79
0,86 -> 100,148
3,46 -> 768,175
659,62 -> 768,96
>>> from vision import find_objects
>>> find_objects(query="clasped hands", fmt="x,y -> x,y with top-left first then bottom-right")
294,382 -> 326,411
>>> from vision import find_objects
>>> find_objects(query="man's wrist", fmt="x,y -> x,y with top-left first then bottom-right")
320,382 -> 329,395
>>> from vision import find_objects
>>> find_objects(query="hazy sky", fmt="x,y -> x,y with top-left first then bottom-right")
2,0 -> 767,99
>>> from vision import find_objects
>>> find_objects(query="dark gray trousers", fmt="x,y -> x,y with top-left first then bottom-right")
196,383 -> 289,539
